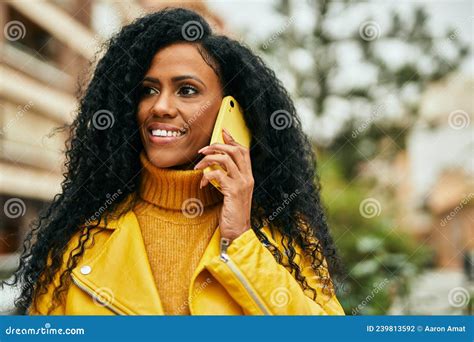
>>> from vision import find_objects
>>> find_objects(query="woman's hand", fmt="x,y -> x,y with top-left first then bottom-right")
194,128 -> 254,242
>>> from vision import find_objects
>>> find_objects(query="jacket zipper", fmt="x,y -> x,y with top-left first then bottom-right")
219,237 -> 271,315
70,274 -> 123,315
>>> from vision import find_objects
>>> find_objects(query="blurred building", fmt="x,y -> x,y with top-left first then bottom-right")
389,72 -> 473,314
412,72 -> 473,271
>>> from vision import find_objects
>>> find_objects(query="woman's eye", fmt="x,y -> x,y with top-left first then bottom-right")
141,86 -> 159,96
178,85 -> 198,96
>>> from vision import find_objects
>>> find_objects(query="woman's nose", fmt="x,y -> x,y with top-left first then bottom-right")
150,92 -> 178,118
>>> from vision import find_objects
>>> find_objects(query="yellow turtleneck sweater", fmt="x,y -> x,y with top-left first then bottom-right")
133,151 -> 223,315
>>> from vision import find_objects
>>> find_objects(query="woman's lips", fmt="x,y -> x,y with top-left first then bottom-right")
147,130 -> 188,146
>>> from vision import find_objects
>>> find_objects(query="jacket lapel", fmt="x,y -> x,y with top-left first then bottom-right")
71,210 -> 164,315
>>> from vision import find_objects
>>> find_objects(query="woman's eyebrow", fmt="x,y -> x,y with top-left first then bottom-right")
142,76 -> 160,84
171,75 -> 206,87
142,75 -> 206,87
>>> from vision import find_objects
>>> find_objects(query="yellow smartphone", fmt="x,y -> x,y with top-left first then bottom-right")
203,96 -> 251,192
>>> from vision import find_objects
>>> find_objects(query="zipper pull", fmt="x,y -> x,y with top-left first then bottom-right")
219,237 -> 231,262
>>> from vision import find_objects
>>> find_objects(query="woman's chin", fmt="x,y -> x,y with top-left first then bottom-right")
145,150 -> 193,170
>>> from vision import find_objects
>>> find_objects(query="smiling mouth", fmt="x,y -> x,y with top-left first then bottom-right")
147,128 -> 188,146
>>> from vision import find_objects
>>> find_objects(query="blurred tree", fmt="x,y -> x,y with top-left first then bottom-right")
258,0 -> 469,177
252,0 -> 468,314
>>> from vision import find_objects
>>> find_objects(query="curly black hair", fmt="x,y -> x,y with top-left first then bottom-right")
5,7 -> 343,314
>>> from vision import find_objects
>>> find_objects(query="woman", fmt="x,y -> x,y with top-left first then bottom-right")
8,8 -> 345,315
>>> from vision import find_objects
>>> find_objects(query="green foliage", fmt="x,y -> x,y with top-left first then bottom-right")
258,0 -> 469,175
318,152 -> 432,314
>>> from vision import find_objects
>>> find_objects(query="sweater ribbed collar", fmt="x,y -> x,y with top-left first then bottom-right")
138,151 -> 223,210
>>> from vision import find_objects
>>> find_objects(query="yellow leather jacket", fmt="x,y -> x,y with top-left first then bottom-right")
29,210 -> 345,315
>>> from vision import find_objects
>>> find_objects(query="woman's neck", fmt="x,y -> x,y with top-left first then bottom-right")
169,153 -> 203,170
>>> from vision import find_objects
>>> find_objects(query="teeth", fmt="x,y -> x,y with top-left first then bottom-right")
151,129 -> 184,137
